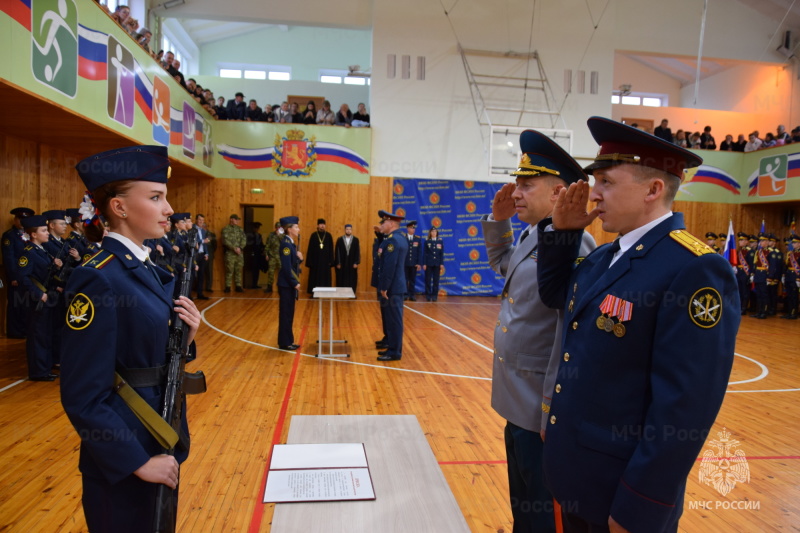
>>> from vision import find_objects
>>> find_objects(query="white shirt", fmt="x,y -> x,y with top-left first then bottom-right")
609,212 -> 673,267
106,232 -> 150,263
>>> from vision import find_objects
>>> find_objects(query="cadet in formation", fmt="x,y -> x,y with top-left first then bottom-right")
2,207 -> 35,338
277,216 -> 302,350
375,210 -> 407,361
422,227 -> 444,302
403,220 -> 422,300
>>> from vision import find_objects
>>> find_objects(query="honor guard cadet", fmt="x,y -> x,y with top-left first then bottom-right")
222,213 -> 246,292
750,234 -> 771,319
277,216 -> 302,350
66,207 -> 92,263
481,130 -> 596,533
767,233 -> 783,315
735,231 -> 752,315
783,234 -> 800,319
704,232 -> 719,252
2,206 -> 35,338
403,220 -> 422,300
376,210 -> 407,361
537,117 -> 739,533
422,227 -> 444,301
60,146 -> 203,533
18,215 -> 62,381
372,224 -> 389,349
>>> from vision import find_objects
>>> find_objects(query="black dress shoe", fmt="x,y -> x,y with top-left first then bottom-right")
235,286 -> 244,293
375,339 -> 387,346
279,344 -> 300,350
197,295 -> 210,300
377,354 -> 401,361
755,314 -> 767,319
224,287 -> 231,293
375,343 -> 388,349
30,374 -> 58,382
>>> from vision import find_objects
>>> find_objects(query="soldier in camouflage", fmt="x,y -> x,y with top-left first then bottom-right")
264,222 -> 283,293
221,213 -> 246,292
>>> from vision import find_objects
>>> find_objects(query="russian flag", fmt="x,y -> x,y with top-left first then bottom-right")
690,165 -> 741,195
134,62 -> 153,123
315,142 -> 370,174
788,152 -> 800,178
217,145 -> 275,170
77,24 -> 107,81
169,107 -> 183,145
2,0 -> 31,31
721,219 -> 737,266
195,117 -> 204,144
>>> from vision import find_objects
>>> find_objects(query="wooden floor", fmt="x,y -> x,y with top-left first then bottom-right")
0,291 -> 798,532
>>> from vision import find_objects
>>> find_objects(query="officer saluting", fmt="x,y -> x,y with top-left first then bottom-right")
376,210 -> 408,361
537,117 -> 739,533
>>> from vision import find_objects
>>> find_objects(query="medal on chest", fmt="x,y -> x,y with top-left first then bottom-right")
596,294 -> 633,337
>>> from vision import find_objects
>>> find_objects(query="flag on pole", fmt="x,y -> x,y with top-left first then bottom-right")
760,218 -> 766,234
791,216 -> 796,235
722,219 -> 738,266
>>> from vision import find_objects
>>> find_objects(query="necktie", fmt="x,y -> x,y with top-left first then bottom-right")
519,229 -> 530,244
598,239 -> 621,271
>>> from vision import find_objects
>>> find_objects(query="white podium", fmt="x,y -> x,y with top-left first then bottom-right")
312,287 -> 355,357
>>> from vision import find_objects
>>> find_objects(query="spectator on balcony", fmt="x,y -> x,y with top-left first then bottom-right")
186,78 -> 197,93
776,125 -> 790,145
720,134 -> 735,151
155,50 -> 164,64
245,100 -> 262,122
164,53 -> 185,88
110,4 -> 130,26
261,105 -> 275,122
274,102 -> 292,123
317,100 -> 335,125
203,89 -> 213,106
302,101 -> 317,124
733,134 -> 747,152
744,132 -> 763,152
124,17 -> 139,37
689,132 -> 702,149
673,129 -> 688,148
700,126 -> 716,150
136,28 -> 152,53
214,97 -> 228,120
762,132 -> 777,149
653,118 -> 672,142
290,103 -> 304,124
792,127 -> 800,143
226,92 -> 246,121
336,104 -> 353,127
352,103 -> 370,127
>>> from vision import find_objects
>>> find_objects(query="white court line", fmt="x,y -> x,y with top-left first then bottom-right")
0,379 -> 27,393
404,305 -> 494,353
729,353 -> 768,385
201,298 -> 490,380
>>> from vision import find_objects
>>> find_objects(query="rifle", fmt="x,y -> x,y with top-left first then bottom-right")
153,227 -> 207,533
34,237 -> 69,312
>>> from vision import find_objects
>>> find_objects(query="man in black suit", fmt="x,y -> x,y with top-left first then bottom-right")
226,92 -> 246,121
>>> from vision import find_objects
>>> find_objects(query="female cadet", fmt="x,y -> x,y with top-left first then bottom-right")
18,214 -> 62,381
60,146 -> 201,532
423,227 -> 444,301
277,216 -> 302,350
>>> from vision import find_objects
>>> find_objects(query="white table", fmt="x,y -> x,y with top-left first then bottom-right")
271,415 -> 470,533
312,287 -> 355,358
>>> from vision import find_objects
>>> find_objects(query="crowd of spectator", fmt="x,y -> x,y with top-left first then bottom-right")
93,2 -> 371,128
651,119 -> 800,153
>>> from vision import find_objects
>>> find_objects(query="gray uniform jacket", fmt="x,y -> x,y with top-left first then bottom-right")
482,215 -> 595,432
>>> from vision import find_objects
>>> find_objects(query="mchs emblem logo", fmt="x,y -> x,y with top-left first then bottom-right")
432,217 -> 442,228
394,183 -> 404,195
699,427 -> 750,496
467,225 -> 478,237
429,192 -> 440,204
272,130 -> 318,178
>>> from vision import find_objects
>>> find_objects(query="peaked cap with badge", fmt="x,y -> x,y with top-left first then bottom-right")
511,129 -> 587,184
536,117 -> 739,532
75,145 -> 171,191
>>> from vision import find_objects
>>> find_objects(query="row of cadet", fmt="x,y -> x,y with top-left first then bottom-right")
240,217 -> 445,302
1,207 -> 210,381
708,231 -> 800,319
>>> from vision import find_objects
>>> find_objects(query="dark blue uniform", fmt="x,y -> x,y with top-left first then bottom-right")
537,213 -> 739,532
783,244 -> 800,318
2,226 -> 29,337
18,242 -> 60,378
67,230 -> 92,263
277,235 -> 301,348
371,232 -> 388,344
378,229 -> 408,359
423,237 -> 444,301
767,243 -> 783,315
404,233 -> 422,300
751,242 -> 770,318
60,237 -> 189,533
734,247 -> 751,314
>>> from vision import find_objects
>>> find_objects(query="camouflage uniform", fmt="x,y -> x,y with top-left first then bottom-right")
221,221 -> 246,289
265,230 -> 282,290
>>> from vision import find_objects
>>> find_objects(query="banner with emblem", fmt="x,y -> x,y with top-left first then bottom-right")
392,178 -> 522,296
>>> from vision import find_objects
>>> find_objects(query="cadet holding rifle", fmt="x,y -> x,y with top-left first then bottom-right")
60,146 -> 202,533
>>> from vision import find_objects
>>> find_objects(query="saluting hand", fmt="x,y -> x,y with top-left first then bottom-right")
491,182 -> 517,221
174,296 -> 202,344
134,454 -> 180,488
552,180 -> 600,231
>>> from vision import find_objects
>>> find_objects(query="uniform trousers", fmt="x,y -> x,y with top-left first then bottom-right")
6,282 -> 28,337
194,254 -> 207,296
735,271 -> 749,313
505,422 -> 556,533
380,292 -> 403,357
560,494 -> 682,533
767,284 -> 779,314
82,473 -> 178,533
278,286 -> 296,346
224,251 -> 243,288
404,266 -> 417,298
753,280 -> 768,315
425,267 -> 441,300
26,299 -> 56,378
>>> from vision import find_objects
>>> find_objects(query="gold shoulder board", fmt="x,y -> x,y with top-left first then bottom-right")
670,230 -> 715,256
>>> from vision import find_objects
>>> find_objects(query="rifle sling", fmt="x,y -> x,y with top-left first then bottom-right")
113,373 -> 179,449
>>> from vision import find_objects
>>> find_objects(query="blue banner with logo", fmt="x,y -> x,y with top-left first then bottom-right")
392,179 -> 523,296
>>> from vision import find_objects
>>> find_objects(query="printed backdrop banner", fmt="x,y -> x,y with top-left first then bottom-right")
393,178 -> 523,296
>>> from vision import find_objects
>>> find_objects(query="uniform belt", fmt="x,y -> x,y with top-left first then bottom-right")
113,372 -> 178,449
117,364 -> 167,387
756,267 -> 767,270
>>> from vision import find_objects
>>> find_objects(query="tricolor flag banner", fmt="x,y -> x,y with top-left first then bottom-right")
722,219 -> 738,267
760,219 -> 766,234
77,24 -> 108,81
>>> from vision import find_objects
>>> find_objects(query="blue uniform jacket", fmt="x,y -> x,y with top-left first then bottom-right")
404,234 -> 422,266
60,237 -> 189,485
378,229 -> 408,294
278,236 -> 301,288
536,213 -> 739,532
18,243 -> 54,300
423,237 -> 444,267
2,227 -> 27,283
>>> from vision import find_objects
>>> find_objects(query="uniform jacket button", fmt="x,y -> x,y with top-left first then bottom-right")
555,384 -> 562,393
550,415 -> 556,424
572,321 -> 578,330
563,352 -> 570,361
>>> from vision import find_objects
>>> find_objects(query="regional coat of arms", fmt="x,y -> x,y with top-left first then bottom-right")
698,427 -> 750,496
272,130 -> 318,178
